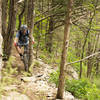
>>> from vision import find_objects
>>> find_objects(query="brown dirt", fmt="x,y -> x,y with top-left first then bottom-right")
11,44 -> 25,71
9,45 -> 55,100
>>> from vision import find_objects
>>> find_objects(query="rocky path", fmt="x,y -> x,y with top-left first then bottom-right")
1,45 -> 78,100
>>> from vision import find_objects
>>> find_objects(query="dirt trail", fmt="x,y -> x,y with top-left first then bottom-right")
11,44 -> 25,71
4,45 -> 56,100
1,45 -> 78,100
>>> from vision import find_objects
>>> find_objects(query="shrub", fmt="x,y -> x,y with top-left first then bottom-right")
49,70 -> 100,100
65,79 -> 90,98
65,79 -> 100,99
49,70 -> 60,87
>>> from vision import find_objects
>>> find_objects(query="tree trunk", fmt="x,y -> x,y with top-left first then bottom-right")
3,0 -> 16,60
45,0 -> 54,53
18,0 -> 28,30
27,0 -> 34,67
0,0 -> 3,79
74,34 -> 81,57
56,0 -> 73,99
35,23 -> 40,59
2,0 -> 8,40
96,57 -> 99,77
87,42 -> 92,78
79,12 -> 95,79
79,0 -> 98,79
46,16 -> 54,53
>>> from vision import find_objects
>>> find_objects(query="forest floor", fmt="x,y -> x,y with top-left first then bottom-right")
1,45 -> 77,100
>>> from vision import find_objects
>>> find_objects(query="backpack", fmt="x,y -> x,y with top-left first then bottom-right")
18,30 -> 29,43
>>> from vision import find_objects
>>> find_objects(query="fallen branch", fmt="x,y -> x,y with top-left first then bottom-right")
66,52 -> 100,66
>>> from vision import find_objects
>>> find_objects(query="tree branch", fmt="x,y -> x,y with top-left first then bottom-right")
66,52 -> 100,66
34,12 -> 65,25
35,4 -> 63,17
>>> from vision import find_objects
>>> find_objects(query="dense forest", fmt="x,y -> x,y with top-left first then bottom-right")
0,0 -> 100,100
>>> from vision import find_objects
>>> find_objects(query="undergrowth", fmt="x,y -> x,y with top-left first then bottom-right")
49,70 -> 100,100
0,56 -> 19,98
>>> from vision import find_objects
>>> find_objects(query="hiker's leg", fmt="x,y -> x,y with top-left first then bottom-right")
15,44 -> 22,55
24,45 -> 29,60
15,45 -> 24,61
24,45 -> 29,53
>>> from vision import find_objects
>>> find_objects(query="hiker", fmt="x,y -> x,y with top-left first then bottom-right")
14,25 -> 34,60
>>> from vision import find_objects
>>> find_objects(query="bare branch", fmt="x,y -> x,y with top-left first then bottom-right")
66,52 -> 100,66
34,13 -> 65,25
35,4 -> 63,17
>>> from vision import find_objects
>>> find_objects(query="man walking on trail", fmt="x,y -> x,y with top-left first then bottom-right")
14,25 -> 35,60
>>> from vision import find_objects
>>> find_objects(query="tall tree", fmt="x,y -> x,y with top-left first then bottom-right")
18,0 -> 28,30
45,0 -> 54,53
79,0 -> 98,78
56,0 -> 73,99
3,0 -> 16,60
27,0 -> 34,67
2,0 -> 8,40
87,38 -> 92,78
0,0 -> 3,79
46,16 -> 54,53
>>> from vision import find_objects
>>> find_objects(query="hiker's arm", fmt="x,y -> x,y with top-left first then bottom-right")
14,37 -> 18,46
32,37 -> 35,44
14,37 -> 22,55
14,32 -> 19,46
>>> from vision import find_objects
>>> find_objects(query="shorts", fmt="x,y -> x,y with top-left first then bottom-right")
17,41 -> 29,48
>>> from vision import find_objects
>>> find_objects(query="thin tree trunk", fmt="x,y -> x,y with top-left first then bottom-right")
79,12 -> 96,78
45,0 -> 49,49
45,0 -> 54,53
2,0 -> 8,60
74,34 -> 81,57
79,0 -> 98,78
46,16 -> 54,53
35,23 -> 40,59
95,35 -> 100,76
0,0 -> 3,79
3,0 -> 16,60
87,42 -> 92,78
2,0 -> 8,40
18,0 -> 28,30
27,0 -> 34,67
96,57 -> 99,76
56,0 -> 73,99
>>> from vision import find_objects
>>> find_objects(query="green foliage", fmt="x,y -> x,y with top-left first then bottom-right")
4,56 -> 18,75
49,69 -> 60,87
93,78 -> 100,89
34,61 -> 40,67
1,57 -> 18,84
28,60 -> 41,74
21,71 -> 32,77
39,49 -> 60,65
65,79 -> 89,98
0,57 -> 19,97
49,69 -> 100,100
85,84 -> 100,100
0,84 -> 6,99
65,79 -> 100,99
